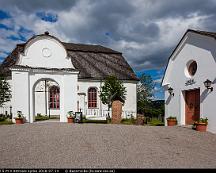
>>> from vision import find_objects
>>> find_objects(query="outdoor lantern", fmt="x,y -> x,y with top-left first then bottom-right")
168,87 -> 174,96
204,79 -> 213,91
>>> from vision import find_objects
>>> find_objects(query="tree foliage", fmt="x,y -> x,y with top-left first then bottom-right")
0,75 -> 11,107
137,73 -> 155,101
99,75 -> 126,108
137,73 -> 160,115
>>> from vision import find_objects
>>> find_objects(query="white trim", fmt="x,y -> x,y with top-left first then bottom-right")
78,78 -> 139,83
10,67 -> 79,74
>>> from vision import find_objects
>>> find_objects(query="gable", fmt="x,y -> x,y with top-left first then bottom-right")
17,35 -> 73,69
162,29 -> 216,87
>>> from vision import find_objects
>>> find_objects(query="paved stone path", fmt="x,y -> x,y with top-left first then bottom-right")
0,123 -> 216,168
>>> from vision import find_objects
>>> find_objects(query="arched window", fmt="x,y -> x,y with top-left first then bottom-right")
88,87 -> 97,108
49,86 -> 60,109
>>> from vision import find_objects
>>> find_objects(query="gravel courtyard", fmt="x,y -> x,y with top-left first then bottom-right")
0,123 -> 216,168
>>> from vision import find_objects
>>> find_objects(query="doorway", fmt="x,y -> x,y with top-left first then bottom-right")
33,79 -> 60,122
185,89 -> 200,125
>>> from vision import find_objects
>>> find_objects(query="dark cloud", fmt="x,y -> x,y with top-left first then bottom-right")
121,22 -> 160,43
0,0 -> 78,13
66,0 -> 136,44
129,48 -> 172,71
143,0 -> 216,19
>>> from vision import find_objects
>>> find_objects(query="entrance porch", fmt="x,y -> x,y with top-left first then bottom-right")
11,66 -> 79,123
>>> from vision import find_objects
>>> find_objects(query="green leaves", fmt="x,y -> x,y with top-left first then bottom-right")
137,73 -> 158,115
0,75 -> 11,107
99,75 -> 126,107
198,117 -> 208,123
137,73 -> 155,101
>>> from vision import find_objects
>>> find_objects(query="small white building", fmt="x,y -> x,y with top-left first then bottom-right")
162,29 -> 216,133
0,31 -> 139,123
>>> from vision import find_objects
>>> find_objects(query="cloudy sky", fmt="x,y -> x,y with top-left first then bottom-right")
0,0 -> 216,100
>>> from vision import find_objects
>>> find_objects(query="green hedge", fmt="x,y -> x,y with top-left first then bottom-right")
82,119 -> 108,124
0,119 -> 13,125
35,115 -> 49,121
148,118 -> 164,126
0,117 -> 6,122
121,118 -> 136,125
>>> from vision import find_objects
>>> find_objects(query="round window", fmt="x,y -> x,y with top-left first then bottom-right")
188,61 -> 197,76
42,48 -> 52,57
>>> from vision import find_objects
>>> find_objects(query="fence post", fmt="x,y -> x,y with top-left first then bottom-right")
10,106 -> 12,119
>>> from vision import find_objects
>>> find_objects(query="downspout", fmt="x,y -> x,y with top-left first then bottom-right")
45,80 -> 47,116
100,80 -> 102,116
28,72 -> 30,123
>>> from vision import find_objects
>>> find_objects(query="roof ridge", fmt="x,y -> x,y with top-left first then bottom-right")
62,42 -> 121,54
187,29 -> 216,38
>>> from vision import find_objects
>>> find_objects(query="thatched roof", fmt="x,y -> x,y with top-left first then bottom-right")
0,34 -> 139,81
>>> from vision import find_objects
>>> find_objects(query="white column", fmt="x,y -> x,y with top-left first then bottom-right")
60,73 -> 78,122
12,70 -> 30,123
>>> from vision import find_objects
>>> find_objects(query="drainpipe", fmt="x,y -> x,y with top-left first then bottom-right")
45,80 -> 47,116
100,80 -> 102,116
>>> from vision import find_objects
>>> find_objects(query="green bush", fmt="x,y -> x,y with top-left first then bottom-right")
197,117 -> 208,124
148,118 -> 164,126
82,119 -> 108,124
35,115 -> 49,121
49,115 -> 60,119
121,118 -> 136,125
0,117 -> 6,122
0,119 -> 13,125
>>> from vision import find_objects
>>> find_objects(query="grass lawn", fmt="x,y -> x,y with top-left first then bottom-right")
35,115 -> 60,121
121,118 -> 136,125
148,117 -> 164,126
0,119 -> 14,125
35,115 -> 49,121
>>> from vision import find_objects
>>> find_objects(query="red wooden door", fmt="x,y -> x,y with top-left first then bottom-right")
185,89 -> 200,125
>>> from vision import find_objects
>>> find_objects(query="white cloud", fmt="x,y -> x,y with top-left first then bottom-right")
154,78 -> 162,84
156,13 -> 210,48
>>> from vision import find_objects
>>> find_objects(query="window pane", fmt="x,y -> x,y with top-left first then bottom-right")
88,88 -> 97,108
49,86 -> 60,109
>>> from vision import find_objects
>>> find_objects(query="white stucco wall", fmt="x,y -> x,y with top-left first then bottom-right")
5,78 -> 137,120
163,32 -> 216,133
11,69 -> 78,123
18,36 -> 73,69
77,80 -> 137,118
10,35 -> 79,123
12,70 -> 30,122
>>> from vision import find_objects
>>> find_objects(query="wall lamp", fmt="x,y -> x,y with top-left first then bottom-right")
168,87 -> 174,96
204,79 -> 213,92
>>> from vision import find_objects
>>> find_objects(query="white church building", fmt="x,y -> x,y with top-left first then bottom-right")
0,31 -> 138,123
162,29 -> 216,134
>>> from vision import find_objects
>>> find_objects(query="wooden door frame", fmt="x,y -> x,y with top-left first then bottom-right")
184,88 -> 200,125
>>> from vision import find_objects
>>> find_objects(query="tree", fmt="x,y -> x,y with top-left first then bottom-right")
0,75 -> 11,107
137,73 -> 155,114
137,73 -> 155,101
99,75 -> 126,109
